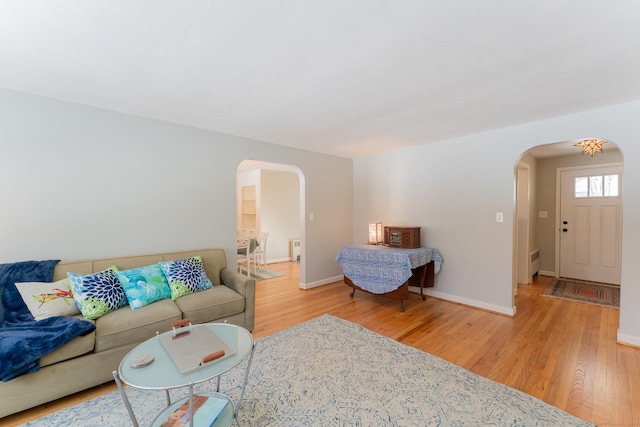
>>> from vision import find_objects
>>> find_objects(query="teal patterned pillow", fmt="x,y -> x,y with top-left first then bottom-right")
67,267 -> 127,320
159,256 -> 213,300
116,264 -> 171,310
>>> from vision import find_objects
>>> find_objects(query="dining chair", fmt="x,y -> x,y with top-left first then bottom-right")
253,231 -> 269,269
237,235 -> 251,276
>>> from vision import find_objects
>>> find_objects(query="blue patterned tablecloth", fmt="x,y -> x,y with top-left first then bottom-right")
335,245 -> 443,294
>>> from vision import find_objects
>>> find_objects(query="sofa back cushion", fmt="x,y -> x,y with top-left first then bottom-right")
52,249 -> 227,287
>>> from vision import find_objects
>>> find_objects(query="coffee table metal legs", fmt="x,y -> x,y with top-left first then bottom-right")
113,370 -> 139,427
235,341 -> 257,418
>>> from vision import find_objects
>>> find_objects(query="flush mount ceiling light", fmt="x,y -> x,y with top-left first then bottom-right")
574,138 -> 607,156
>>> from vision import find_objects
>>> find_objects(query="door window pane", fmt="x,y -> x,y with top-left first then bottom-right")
589,176 -> 603,197
574,174 -> 619,198
604,175 -> 619,197
575,177 -> 588,198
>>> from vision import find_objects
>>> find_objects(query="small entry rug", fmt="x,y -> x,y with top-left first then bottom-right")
249,268 -> 283,281
543,278 -> 620,308
22,315 -> 593,426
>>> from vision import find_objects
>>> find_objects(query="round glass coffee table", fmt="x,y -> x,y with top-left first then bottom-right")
113,322 -> 255,427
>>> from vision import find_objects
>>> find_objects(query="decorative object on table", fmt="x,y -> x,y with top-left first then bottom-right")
26,315 -> 594,427
543,278 -> 620,308
368,222 -> 383,245
159,320 -> 236,374
383,226 -> 421,248
129,354 -> 155,369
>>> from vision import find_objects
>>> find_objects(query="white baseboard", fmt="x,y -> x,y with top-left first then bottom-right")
539,270 -> 555,277
412,287 -> 515,316
617,332 -> 640,348
296,279 -> 515,315
299,275 -> 343,290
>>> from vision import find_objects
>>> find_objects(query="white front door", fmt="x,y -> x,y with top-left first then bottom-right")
559,165 -> 623,284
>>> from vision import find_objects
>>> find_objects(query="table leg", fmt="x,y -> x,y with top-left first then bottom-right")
113,370 -> 139,427
419,263 -> 427,300
188,383 -> 194,427
415,261 -> 434,301
236,341 -> 257,417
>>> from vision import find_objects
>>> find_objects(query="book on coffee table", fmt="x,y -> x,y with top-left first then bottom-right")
160,394 -> 228,427
159,326 -> 236,374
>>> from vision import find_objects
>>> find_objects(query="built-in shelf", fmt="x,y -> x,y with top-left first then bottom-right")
241,185 -> 257,228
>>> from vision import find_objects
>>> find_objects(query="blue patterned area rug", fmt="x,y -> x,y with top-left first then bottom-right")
22,315 -> 593,426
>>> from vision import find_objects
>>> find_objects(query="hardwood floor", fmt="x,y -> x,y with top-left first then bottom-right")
4,261 -> 639,426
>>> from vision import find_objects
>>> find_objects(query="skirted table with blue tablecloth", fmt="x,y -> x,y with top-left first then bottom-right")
335,245 -> 443,310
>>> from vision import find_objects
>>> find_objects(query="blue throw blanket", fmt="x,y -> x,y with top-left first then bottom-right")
0,260 -> 96,381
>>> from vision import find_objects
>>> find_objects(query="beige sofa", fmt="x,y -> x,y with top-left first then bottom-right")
0,248 -> 255,418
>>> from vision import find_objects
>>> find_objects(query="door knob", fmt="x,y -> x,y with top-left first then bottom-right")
563,221 -> 568,225
562,228 -> 568,232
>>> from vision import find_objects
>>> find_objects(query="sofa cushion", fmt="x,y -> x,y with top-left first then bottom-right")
174,285 -> 245,325
40,315 -> 96,367
68,268 -> 127,320
116,264 -> 171,310
15,278 -> 81,320
159,256 -> 213,300
94,298 -> 181,353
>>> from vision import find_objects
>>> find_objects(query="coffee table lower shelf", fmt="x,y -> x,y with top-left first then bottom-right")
150,391 -> 233,427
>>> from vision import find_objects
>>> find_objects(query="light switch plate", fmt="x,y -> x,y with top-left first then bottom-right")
496,212 -> 504,223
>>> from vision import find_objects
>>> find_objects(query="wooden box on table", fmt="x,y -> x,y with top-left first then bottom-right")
383,226 -> 421,249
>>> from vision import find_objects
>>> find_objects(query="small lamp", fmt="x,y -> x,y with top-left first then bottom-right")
368,223 -> 383,245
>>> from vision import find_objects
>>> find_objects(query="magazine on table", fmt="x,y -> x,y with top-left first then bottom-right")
160,395 -> 228,427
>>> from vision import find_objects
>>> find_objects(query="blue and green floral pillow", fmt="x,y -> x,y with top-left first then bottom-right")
159,256 -> 213,300
116,264 -> 171,310
68,267 -> 127,320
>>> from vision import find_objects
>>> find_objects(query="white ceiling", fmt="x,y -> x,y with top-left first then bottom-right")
2,1 -> 640,158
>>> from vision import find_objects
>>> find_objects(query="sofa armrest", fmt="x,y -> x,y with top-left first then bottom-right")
220,268 -> 256,331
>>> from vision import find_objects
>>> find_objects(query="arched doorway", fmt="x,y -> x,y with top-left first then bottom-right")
236,160 -> 306,282
513,139 -> 624,298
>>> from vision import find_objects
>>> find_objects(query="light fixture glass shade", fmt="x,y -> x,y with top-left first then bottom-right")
574,139 -> 606,156
368,222 -> 383,245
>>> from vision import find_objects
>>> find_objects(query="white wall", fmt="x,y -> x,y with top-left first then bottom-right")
260,170 -> 300,262
354,100 -> 640,346
0,88 -> 353,287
